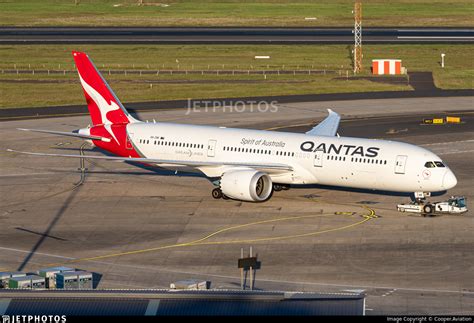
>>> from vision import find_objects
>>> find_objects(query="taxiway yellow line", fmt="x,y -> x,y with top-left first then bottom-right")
190,211 -> 374,246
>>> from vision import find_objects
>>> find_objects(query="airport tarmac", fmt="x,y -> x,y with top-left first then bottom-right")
0,96 -> 473,315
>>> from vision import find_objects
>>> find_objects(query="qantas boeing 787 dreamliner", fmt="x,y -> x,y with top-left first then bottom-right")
8,51 -> 457,203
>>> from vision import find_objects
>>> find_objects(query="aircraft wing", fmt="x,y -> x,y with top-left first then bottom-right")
7,149 -> 293,174
305,109 -> 341,137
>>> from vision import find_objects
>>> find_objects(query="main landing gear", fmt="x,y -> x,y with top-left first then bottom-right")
211,188 -> 222,199
272,184 -> 290,192
211,188 -> 229,200
211,184 -> 290,199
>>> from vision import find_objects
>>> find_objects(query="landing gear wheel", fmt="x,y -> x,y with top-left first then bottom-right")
423,204 -> 433,215
212,188 -> 223,199
282,184 -> 290,191
273,184 -> 283,192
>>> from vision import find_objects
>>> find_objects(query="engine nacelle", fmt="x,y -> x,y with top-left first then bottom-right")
220,169 -> 273,202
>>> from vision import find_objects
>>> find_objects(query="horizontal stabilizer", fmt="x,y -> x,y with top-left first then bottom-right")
17,128 -> 110,142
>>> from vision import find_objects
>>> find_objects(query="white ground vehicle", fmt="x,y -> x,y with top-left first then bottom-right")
397,196 -> 468,215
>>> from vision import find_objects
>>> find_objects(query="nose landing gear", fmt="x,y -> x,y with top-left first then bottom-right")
414,191 -> 430,204
397,192 -> 433,215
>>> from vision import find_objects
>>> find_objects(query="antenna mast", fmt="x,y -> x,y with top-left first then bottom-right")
354,2 -> 362,73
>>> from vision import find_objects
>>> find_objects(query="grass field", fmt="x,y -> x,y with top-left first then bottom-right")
0,0 -> 473,27
0,44 -> 472,108
0,74 -> 410,109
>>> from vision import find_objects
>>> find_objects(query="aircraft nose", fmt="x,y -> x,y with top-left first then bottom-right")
442,170 -> 457,189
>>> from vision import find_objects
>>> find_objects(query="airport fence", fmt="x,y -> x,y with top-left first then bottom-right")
0,68 -> 346,76
0,63 -> 353,78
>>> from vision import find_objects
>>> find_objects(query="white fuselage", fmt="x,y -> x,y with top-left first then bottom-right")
126,122 -> 457,193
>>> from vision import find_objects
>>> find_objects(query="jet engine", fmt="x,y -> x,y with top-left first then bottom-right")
220,169 -> 273,202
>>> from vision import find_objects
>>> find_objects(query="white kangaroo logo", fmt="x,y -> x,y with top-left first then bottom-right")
79,75 -> 120,145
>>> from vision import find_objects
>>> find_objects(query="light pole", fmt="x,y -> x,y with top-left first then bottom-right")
441,53 -> 446,68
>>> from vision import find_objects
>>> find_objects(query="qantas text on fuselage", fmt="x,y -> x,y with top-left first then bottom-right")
300,141 -> 380,157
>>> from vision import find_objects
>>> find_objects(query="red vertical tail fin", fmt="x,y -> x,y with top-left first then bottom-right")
72,51 -> 137,126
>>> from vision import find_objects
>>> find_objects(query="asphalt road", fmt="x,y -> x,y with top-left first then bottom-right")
1,27 -> 473,44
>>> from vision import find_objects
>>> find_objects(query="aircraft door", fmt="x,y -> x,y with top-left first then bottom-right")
394,155 -> 407,174
207,139 -> 217,157
126,132 -> 134,150
313,150 -> 324,167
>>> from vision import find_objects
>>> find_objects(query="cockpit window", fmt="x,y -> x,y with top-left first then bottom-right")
434,161 -> 445,167
424,161 -> 436,168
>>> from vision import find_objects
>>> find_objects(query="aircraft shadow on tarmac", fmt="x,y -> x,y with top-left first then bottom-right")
17,184 -> 80,271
